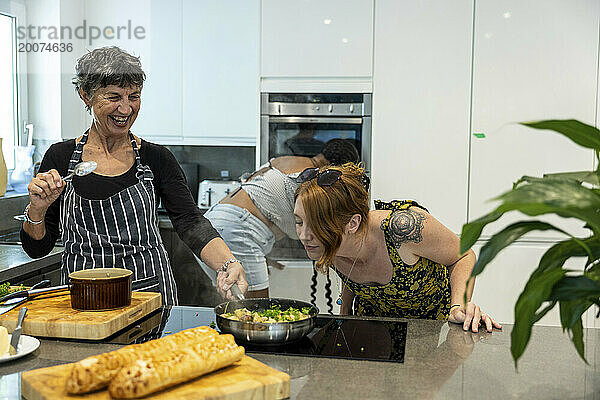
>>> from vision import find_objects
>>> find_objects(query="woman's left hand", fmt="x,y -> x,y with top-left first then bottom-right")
216,261 -> 249,300
448,302 -> 502,333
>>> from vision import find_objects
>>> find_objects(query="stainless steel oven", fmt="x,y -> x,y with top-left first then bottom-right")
260,93 -> 372,170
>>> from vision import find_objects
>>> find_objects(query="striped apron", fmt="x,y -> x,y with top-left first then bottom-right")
59,131 -> 178,305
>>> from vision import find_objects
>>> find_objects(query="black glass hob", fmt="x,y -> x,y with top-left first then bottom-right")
103,306 -> 407,363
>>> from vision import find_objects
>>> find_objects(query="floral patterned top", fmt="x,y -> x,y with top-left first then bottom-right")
335,200 -> 451,320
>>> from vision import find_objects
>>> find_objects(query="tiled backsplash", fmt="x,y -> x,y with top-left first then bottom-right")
166,145 -> 255,181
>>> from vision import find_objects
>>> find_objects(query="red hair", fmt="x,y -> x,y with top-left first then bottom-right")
295,163 -> 370,273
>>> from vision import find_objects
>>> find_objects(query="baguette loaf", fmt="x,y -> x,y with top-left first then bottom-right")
66,326 -> 219,394
108,334 -> 245,399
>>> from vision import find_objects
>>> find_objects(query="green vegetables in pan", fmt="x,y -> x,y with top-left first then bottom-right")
223,305 -> 312,323
0,282 -> 25,298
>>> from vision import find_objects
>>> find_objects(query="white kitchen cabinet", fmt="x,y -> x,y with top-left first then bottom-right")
269,261 -> 341,315
470,242 -> 594,328
181,0 -> 258,145
469,0 -> 599,240
82,0 -> 183,142
261,0 -> 373,78
371,0 -> 473,234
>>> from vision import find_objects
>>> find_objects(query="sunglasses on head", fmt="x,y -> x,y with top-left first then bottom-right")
295,167 -> 370,195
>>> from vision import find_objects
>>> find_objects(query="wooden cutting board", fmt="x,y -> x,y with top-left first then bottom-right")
21,355 -> 290,400
0,292 -> 161,340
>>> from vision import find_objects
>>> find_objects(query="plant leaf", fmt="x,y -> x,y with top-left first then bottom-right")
535,238 -> 600,278
494,180 -> 600,234
571,318 -> 586,362
532,301 -> 557,324
543,171 -> 599,186
559,299 -> 594,331
586,262 -> 600,279
559,300 -> 589,363
511,268 -> 566,367
460,212 -> 503,253
460,178 -> 600,255
520,120 -> 600,150
472,221 -> 568,277
549,276 -> 600,301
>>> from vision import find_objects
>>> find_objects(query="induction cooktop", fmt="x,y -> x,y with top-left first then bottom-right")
104,306 -> 407,363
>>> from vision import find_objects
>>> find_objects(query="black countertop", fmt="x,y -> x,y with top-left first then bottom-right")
0,306 -> 598,399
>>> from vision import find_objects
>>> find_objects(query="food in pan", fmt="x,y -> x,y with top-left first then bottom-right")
109,334 -> 244,398
222,305 -> 312,323
65,326 -> 220,394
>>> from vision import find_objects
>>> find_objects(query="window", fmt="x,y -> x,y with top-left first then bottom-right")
0,13 -> 17,169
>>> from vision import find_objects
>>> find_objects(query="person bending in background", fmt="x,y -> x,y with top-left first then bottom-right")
294,162 -> 502,332
199,139 -> 359,298
20,46 -> 248,303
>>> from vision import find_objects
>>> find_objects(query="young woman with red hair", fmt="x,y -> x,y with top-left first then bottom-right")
294,163 -> 501,332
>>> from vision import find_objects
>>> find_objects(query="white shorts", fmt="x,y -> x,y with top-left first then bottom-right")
198,203 -> 275,291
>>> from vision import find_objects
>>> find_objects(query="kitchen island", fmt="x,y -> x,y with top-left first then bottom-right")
0,306 -> 597,399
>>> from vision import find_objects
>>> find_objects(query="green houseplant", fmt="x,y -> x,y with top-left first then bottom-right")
459,119 -> 600,367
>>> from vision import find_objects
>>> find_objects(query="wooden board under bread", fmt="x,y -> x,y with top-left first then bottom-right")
21,355 -> 290,400
0,292 -> 161,340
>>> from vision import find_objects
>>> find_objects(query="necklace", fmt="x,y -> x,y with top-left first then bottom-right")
336,233 -> 366,306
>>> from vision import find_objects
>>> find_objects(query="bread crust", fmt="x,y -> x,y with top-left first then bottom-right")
108,334 -> 244,399
65,326 -> 219,394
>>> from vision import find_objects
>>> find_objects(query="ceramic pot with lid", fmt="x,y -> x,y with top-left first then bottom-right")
69,268 -> 132,311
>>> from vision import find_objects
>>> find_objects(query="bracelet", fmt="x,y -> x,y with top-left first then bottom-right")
221,258 -> 241,272
450,304 -> 462,310
24,204 -> 43,225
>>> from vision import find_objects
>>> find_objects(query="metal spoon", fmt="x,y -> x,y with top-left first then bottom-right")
230,284 -> 245,300
13,161 -> 98,223
62,161 -> 97,182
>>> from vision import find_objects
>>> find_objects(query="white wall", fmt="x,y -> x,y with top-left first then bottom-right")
24,0 -> 61,145
58,0 -> 89,140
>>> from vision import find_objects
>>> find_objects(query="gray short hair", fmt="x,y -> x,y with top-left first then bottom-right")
72,46 -> 145,111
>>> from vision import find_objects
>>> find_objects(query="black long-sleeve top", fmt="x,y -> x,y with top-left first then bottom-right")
20,138 -> 220,260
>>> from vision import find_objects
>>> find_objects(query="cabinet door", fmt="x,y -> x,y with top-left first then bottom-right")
470,242 -> 593,328
182,0 -> 258,145
371,0 -> 473,234
83,0 -> 183,142
261,0 -> 373,77
469,0 -> 599,240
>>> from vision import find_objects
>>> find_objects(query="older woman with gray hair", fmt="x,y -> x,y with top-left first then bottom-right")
20,46 -> 247,303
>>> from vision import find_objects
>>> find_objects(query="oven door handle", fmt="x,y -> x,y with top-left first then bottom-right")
268,116 -> 363,124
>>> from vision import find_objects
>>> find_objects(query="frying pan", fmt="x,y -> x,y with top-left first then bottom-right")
214,297 -> 319,345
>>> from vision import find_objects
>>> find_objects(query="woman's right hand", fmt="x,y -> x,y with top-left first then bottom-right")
216,261 -> 248,300
27,169 -> 65,216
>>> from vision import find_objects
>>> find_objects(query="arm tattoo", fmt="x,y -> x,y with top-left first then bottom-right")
384,209 -> 425,248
